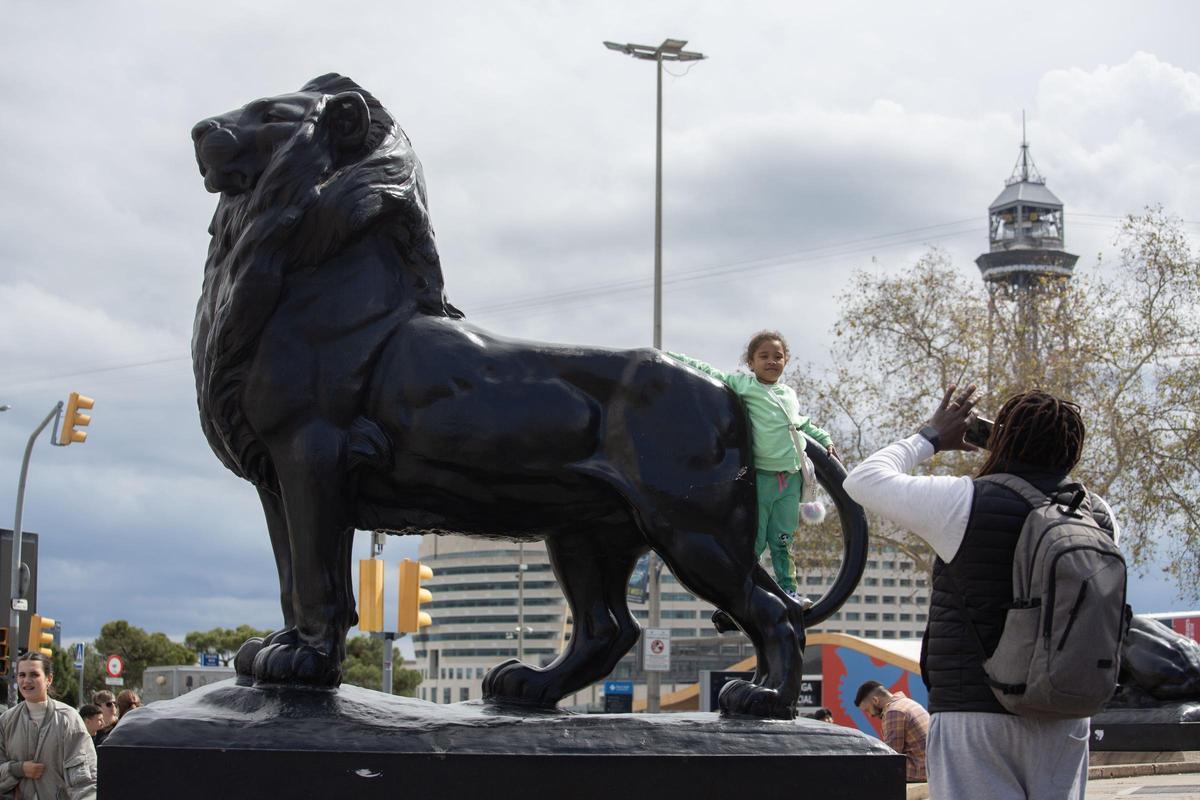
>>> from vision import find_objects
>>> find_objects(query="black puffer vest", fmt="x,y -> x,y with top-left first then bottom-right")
920,465 -> 1114,714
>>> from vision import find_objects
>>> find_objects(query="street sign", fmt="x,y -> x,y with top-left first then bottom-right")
73,642 -> 84,669
604,680 -> 634,696
643,628 -> 671,672
798,677 -> 823,708
201,653 -> 220,668
10,599 -> 27,612
105,654 -> 124,678
104,677 -> 124,686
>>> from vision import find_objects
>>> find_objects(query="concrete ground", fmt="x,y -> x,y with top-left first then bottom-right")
1084,772 -> 1200,798
904,754 -> 1200,799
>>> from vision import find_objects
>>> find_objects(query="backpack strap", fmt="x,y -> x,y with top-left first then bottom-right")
944,568 -> 1029,696
975,473 -> 1053,507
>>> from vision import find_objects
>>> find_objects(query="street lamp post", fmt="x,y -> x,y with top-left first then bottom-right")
604,37 -> 706,714
603,38 -> 706,351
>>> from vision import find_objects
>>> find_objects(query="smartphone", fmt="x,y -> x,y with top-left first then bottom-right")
965,416 -> 994,449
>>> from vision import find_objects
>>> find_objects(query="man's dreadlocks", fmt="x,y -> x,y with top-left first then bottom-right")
977,390 -> 1086,477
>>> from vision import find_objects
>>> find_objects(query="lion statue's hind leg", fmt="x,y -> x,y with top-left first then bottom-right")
654,527 -> 805,720
483,523 -> 646,708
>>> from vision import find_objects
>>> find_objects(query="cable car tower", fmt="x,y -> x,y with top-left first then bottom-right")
976,116 -> 1078,386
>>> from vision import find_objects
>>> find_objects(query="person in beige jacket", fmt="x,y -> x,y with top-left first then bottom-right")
0,652 -> 97,799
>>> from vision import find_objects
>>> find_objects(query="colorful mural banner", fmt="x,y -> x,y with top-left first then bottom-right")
822,644 -> 928,736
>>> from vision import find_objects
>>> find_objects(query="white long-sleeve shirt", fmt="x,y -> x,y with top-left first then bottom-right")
843,435 -> 1120,563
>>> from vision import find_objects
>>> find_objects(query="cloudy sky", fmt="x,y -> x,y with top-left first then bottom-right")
2,1 -> 1198,646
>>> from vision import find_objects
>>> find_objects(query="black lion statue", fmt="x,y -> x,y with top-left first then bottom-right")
190,74 -> 810,719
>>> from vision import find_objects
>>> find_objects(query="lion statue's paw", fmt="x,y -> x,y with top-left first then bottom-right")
481,659 -> 557,708
252,641 -> 342,688
234,637 -> 265,685
717,679 -> 796,720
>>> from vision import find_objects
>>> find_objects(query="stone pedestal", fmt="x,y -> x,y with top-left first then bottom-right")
1090,700 -> 1200,751
100,680 -> 905,799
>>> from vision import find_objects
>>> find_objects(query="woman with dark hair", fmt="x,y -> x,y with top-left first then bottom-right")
0,651 -> 97,798
116,689 -> 142,719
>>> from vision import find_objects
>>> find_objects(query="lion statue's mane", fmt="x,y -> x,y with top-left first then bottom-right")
193,74 -> 462,489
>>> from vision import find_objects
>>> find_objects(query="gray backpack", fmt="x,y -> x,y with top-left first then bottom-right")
955,474 -> 1130,719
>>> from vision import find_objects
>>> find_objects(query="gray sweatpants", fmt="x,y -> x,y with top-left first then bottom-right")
926,712 -> 1089,800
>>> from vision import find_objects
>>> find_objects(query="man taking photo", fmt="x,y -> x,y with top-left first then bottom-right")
843,385 -> 1120,800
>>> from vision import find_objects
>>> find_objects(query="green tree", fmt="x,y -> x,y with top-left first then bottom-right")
791,209 -> 1200,597
341,634 -> 421,696
184,625 -> 273,666
93,620 -> 195,690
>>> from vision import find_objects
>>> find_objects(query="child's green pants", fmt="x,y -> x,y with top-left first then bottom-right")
754,469 -> 801,593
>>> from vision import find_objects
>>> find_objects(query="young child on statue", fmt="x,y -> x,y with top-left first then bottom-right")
668,330 -> 836,604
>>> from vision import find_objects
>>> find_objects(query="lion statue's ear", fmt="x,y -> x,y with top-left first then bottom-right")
326,91 -> 370,155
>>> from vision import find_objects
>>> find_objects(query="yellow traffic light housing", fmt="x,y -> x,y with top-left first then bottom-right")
358,558 -> 385,633
27,614 -> 55,658
59,392 -> 95,445
397,559 -> 433,633
0,627 -> 9,675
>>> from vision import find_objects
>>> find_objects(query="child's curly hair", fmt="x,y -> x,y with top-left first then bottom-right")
743,330 -> 789,366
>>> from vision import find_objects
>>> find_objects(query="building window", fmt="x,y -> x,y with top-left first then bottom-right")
882,578 -> 896,587
864,630 -> 878,637
900,579 -> 912,587
882,613 -> 896,621
864,596 -> 878,604
882,630 -> 897,639
867,560 -> 878,569
662,610 -> 696,619
844,612 -> 861,621
916,613 -> 928,622
476,667 -> 484,679
884,561 -> 896,569
460,687 -> 470,702
864,612 -> 879,621
900,613 -> 912,621
882,595 -> 896,604
864,578 -> 879,586
916,578 -> 927,587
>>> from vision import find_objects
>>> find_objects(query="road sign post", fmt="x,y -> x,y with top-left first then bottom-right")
643,628 -> 671,673
74,642 -> 85,704
105,653 -> 125,686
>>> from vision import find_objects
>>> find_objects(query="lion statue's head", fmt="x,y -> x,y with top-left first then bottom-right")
191,74 -> 460,486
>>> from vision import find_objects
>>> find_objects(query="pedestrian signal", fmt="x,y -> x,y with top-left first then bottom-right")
358,558 -> 385,632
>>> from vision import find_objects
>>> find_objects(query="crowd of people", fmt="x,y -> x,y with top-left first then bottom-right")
0,652 -> 143,799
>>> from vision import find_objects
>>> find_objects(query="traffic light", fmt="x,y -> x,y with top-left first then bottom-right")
0,627 -> 9,675
27,614 -> 55,658
358,558 -> 385,632
59,392 -> 95,445
397,559 -> 433,633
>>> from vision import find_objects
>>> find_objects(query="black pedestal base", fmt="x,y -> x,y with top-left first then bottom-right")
1090,700 -> 1200,751
100,680 -> 905,799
